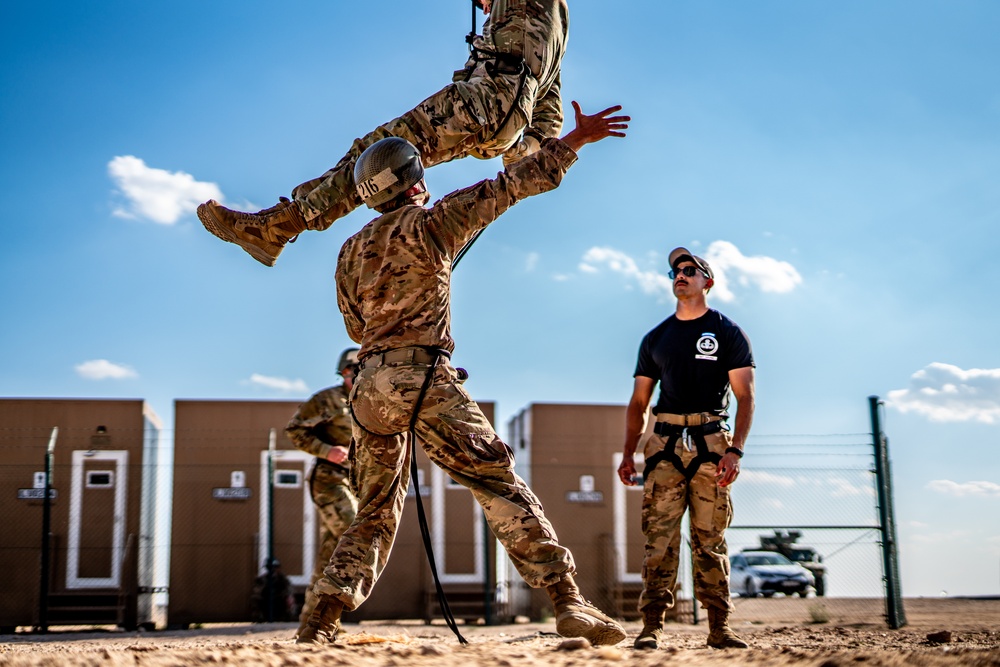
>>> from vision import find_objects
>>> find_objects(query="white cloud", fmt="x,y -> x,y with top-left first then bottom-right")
248,373 -> 308,394
702,240 -> 803,302
75,359 -> 138,380
761,498 -> 784,509
827,476 -> 875,498
525,252 -> 540,272
739,470 -> 796,487
108,155 -> 222,225
578,241 -> 800,303
886,362 -> 1000,423
926,479 -> 1000,498
578,247 -> 674,300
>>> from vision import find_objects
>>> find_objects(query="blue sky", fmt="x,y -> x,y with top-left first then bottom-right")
2,1 -> 998,598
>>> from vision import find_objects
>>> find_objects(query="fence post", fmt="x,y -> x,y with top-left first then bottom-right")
868,396 -> 907,629
37,426 -> 58,633
266,428 -> 276,623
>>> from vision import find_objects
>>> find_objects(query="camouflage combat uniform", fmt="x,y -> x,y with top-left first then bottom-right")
291,0 -> 568,230
286,385 -> 359,625
313,137 -> 579,610
640,422 -> 735,613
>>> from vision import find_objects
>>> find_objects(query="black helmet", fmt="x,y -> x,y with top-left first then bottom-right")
337,347 -> 360,374
354,137 -> 425,209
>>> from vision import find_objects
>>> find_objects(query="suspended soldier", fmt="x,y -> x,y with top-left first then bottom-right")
198,0 -> 569,266
617,248 -> 756,650
285,348 -> 361,639
296,101 -> 630,646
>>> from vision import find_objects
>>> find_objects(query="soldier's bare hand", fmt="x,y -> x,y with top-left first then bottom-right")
561,101 -> 630,153
326,445 -> 349,465
715,452 -> 741,487
618,454 -> 638,486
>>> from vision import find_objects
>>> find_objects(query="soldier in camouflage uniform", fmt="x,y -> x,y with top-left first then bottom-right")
617,248 -> 756,651
285,348 -> 361,639
295,102 -> 629,646
198,0 -> 570,267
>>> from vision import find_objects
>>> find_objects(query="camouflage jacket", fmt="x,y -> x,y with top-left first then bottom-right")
336,137 -> 577,358
285,385 -> 352,470
469,0 -> 568,147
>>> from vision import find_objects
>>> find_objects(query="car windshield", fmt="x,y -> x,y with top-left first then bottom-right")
745,553 -> 793,566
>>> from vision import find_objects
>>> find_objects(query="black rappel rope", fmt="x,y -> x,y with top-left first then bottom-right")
404,3 -> 485,645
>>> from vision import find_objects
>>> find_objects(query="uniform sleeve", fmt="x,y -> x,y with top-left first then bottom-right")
285,392 -> 334,459
425,137 -> 578,258
634,332 -> 659,380
724,324 -> 755,371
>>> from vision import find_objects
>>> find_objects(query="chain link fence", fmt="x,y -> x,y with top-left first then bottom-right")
0,398 -> 904,632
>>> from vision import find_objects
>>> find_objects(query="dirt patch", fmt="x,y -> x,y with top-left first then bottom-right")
1,599 -> 997,666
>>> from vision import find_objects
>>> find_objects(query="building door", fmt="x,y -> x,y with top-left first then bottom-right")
66,450 -> 129,588
258,450 -> 313,587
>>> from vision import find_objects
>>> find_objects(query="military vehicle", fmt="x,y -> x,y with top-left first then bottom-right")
755,530 -> 826,596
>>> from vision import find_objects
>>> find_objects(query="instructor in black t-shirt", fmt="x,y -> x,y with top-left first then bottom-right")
618,247 -> 755,651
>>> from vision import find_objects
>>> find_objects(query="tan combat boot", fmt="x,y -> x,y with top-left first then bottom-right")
546,575 -> 626,646
706,606 -> 748,649
633,602 -> 666,650
197,197 -> 308,267
295,595 -> 344,645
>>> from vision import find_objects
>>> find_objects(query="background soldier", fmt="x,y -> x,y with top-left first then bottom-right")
617,248 -> 756,651
285,348 -> 360,639
296,101 -> 630,646
199,0 -> 569,266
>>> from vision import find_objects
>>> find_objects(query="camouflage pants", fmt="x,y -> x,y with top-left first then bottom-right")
639,429 -> 735,613
291,68 -> 528,230
298,463 -> 358,627
313,359 -> 574,610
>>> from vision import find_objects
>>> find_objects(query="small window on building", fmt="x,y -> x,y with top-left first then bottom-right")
274,469 -> 302,488
86,471 -> 114,488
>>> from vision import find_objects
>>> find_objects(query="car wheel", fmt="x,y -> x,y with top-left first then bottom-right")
762,591 -> 775,598
815,575 -> 826,597
798,590 -> 809,598
744,580 -> 757,598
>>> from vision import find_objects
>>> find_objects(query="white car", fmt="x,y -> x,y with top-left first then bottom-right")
731,551 -> 815,598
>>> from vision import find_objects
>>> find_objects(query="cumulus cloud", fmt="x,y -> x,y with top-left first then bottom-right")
886,362 -> 1000,423
827,476 -> 875,498
108,155 -> 222,224
247,373 -> 308,394
578,241 -> 800,302
926,479 -> 1000,498
739,470 -> 796,487
75,359 -> 138,380
578,247 -> 673,299
702,240 -> 803,302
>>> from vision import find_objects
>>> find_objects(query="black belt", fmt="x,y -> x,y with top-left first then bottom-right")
359,346 -> 450,371
644,420 -> 725,483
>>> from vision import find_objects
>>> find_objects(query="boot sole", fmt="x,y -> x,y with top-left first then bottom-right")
197,203 -> 279,267
556,615 -> 626,646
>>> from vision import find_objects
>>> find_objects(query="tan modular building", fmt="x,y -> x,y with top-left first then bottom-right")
0,398 -> 164,632
168,399 -> 497,626
505,403 -> 676,621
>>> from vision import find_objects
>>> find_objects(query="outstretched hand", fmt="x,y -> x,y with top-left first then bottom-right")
561,101 -> 630,153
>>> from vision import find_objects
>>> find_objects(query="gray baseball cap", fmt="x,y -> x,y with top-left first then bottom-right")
668,247 -> 713,279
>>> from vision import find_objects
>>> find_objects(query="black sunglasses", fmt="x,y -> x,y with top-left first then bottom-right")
669,265 -> 706,279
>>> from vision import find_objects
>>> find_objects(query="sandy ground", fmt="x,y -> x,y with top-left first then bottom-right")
1,599 -> 997,666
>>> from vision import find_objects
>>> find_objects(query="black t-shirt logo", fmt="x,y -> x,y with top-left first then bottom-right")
696,334 -> 719,360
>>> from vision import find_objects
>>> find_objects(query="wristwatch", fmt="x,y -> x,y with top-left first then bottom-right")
725,447 -> 744,459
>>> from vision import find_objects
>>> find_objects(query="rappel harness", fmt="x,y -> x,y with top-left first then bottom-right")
642,420 -> 726,483
455,0 -> 532,266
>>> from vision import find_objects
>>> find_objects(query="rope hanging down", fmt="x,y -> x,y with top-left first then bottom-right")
403,2 -> 485,645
